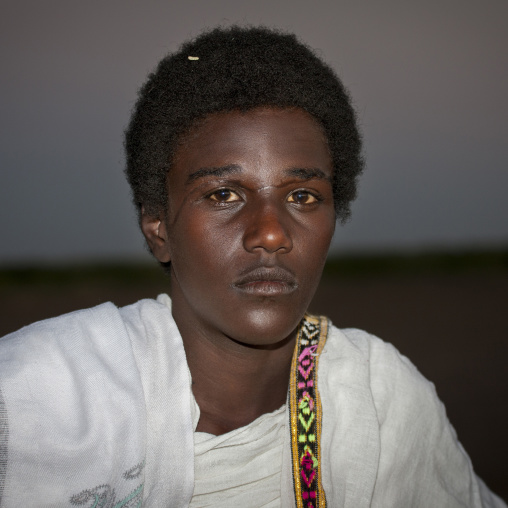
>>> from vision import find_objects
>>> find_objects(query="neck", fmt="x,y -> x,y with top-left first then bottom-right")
172,299 -> 298,436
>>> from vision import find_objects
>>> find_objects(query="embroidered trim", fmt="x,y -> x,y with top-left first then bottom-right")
290,314 -> 328,508
70,461 -> 144,507
123,460 -> 145,481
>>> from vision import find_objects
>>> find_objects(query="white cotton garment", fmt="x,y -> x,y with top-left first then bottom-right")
0,295 -> 195,507
189,401 -> 285,507
315,326 -> 506,508
0,294 -> 506,507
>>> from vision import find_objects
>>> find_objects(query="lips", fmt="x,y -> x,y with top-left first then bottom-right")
232,266 -> 298,295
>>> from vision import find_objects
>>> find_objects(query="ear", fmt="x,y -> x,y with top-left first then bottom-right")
140,207 -> 171,263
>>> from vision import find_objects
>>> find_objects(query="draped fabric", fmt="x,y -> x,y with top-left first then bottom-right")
190,401 -> 285,507
0,295 -> 505,507
0,296 -> 195,507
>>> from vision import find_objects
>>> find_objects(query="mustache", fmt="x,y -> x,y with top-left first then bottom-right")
233,265 -> 298,287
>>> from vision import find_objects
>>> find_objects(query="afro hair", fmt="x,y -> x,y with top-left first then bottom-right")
125,25 -> 363,223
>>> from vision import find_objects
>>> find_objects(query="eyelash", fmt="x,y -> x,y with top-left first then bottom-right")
207,188 -> 241,203
287,189 -> 323,205
205,188 -> 323,205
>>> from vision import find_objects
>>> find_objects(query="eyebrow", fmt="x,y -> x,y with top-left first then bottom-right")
285,167 -> 331,181
186,164 -> 242,184
186,164 -> 330,184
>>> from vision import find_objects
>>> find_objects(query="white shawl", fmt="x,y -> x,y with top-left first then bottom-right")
0,295 -> 504,507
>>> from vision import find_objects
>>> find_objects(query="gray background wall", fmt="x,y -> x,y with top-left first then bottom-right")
1,0 -> 507,263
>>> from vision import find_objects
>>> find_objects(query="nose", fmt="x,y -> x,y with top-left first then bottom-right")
242,201 -> 293,254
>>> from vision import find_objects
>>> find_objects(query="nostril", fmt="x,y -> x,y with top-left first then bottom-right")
243,209 -> 292,254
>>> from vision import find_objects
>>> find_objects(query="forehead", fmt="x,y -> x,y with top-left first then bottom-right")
170,107 -> 332,183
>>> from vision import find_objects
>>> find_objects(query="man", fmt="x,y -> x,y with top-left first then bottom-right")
0,26 -> 505,507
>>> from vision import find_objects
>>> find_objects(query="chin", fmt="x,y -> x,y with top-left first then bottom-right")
225,306 -> 303,348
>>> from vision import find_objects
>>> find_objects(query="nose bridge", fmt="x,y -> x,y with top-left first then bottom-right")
243,196 -> 292,254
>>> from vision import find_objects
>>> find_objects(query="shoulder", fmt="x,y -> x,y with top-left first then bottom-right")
321,325 -> 434,421
319,323 -> 505,507
0,299 -> 169,506
0,296 -> 173,390
0,301 -> 122,370
321,324 -> 451,454
0,295 -> 171,354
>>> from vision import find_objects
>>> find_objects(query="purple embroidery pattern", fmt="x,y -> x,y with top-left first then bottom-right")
290,314 -> 328,508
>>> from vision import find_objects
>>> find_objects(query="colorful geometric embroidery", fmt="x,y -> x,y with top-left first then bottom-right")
290,314 -> 328,508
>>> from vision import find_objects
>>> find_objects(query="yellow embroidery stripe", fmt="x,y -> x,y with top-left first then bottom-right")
290,314 -> 328,508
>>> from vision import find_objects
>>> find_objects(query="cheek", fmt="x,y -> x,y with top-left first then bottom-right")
318,223 -> 335,261
295,216 -> 335,268
169,213 -> 241,284
293,230 -> 334,299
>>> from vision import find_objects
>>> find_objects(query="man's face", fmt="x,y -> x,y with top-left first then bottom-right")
150,107 -> 335,347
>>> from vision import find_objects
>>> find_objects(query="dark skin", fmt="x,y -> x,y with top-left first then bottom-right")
142,107 -> 336,435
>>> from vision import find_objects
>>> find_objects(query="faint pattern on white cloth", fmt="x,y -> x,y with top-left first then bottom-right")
0,294 -> 505,507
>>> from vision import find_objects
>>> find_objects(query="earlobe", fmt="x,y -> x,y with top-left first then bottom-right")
140,208 -> 171,263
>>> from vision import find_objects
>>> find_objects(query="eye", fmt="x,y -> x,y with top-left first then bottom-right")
287,190 -> 319,205
208,188 -> 241,203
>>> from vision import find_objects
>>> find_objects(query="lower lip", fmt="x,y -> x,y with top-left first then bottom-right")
234,281 -> 297,295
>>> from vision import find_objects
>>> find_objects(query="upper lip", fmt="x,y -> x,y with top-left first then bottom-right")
232,266 -> 298,288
